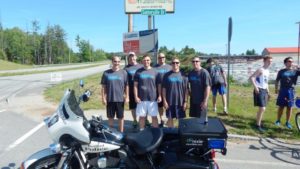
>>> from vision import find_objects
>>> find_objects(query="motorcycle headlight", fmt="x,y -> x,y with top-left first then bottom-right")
50,143 -> 61,153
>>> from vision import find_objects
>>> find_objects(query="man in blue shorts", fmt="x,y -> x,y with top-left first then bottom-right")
206,58 -> 228,114
275,57 -> 300,129
162,57 -> 188,127
101,56 -> 128,132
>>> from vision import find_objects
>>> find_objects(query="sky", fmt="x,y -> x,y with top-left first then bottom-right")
0,0 -> 300,55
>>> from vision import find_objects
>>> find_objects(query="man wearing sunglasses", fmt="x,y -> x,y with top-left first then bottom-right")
275,57 -> 300,129
154,53 -> 172,127
188,56 -> 211,123
162,57 -> 188,127
101,56 -> 129,132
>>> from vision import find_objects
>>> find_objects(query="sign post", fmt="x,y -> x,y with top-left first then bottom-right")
227,17 -> 232,110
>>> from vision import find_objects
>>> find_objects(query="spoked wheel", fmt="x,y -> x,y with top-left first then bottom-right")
296,112 -> 300,132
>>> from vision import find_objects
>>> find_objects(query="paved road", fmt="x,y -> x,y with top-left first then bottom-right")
0,64 -> 300,169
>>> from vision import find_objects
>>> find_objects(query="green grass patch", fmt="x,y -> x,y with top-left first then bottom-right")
44,74 -> 300,140
0,59 -> 31,70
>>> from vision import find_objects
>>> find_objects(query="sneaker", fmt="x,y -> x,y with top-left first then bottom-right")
285,122 -> 292,129
159,120 -> 165,127
132,120 -> 138,128
213,107 -> 217,113
256,125 -> 265,133
275,120 -> 281,126
223,110 -> 228,115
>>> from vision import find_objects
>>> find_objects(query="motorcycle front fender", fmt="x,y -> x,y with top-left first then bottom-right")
21,148 -> 61,169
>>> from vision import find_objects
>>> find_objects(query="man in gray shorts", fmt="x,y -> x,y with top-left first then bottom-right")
101,56 -> 128,132
134,54 -> 161,130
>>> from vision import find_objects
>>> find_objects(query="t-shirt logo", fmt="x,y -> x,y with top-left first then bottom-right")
189,76 -> 199,81
107,75 -> 121,80
283,71 -> 296,77
129,69 -> 137,75
157,69 -> 168,74
140,73 -> 154,79
168,77 -> 183,82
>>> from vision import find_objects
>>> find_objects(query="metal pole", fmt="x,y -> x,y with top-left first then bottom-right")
153,15 -> 157,64
296,22 -> 300,65
227,17 -> 232,109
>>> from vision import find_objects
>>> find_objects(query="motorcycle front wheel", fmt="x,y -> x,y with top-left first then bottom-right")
24,154 -> 80,169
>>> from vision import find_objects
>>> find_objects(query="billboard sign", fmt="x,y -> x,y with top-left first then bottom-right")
125,0 -> 175,14
123,29 -> 158,55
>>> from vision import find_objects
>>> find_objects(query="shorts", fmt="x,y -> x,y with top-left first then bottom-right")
253,88 -> 268,107
212,84 -> 227,96
158,101 -> 164,108
189,103 -> 207,119
166,105 -> 186,119
276,88 -> 295,107
129,92 -> 137,109
136,101 -> 158,117
106,102 -> 124,119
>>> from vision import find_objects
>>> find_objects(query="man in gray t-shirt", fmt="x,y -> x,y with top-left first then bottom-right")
188,57 -> 211,122
124,52 -> 143,128
134,54 -> 161,129
162,57 -> 188,127
154,52 -> 172,127
101,56 -> 128,132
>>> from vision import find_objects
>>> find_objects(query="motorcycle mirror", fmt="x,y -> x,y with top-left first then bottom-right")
82,94 -> 89,102
80,79 -> 84,88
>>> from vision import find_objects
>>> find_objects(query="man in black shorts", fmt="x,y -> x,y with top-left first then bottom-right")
101,56 -> 128,132
162,57 -> 188,127
124,52 -> 143,128
188,56 -> 211,123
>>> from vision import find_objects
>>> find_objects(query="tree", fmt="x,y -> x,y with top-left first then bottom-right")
75,35 -> 93,62
179,45 -> 196,58
245,49 -> 257,55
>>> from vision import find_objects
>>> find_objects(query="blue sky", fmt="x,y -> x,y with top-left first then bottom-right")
1,0 -> 299,55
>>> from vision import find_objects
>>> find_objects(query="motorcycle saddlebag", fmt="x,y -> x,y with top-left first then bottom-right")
178,117 -> 227,149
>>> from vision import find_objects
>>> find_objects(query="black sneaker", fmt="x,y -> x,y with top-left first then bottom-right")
132,121 -> 138,129
256,125 -> 265,133
159,120 -> 165,127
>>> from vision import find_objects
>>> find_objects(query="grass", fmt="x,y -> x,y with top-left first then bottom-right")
0,59 -> 31,70
44,74 -> 300,140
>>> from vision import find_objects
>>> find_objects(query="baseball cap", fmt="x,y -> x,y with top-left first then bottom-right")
128,52 -> 136,56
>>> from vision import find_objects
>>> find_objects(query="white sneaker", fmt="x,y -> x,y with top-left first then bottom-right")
213,107 -> 217,113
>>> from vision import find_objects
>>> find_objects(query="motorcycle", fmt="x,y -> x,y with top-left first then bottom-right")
21,83 -> 227,169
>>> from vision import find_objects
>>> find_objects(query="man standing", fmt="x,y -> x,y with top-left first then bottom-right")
275,57 -> 300,129
162,57 -> 188,127
101,56 -> 128,132
134,54 -> 161,129
188,56 -> 211,122
206,58 -> 228,114
124,52 -> 143,128
154,53 -> 172,127
249,56 -> 272,132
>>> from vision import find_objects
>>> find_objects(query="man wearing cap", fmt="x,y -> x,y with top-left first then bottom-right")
154,52 -> 172,127
124,52 -> 143,128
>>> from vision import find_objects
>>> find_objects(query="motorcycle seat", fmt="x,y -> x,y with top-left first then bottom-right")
125,128 -> 163,155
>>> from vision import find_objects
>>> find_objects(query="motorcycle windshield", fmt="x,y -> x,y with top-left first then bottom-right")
65,90 -> 84,118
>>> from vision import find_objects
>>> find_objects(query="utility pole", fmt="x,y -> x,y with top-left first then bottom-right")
296,22 -> 300,65
227,17 -> 232,109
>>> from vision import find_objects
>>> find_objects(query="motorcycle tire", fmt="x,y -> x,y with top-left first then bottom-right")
25,154 -> 79,169
296,112 -> 300,132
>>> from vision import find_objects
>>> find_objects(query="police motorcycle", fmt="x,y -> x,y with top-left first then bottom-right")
21,81 -> 228,169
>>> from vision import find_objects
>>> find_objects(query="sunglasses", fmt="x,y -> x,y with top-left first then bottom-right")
192,60 -> 200,63
172,62 -> 180,65
287,60 -> 293,63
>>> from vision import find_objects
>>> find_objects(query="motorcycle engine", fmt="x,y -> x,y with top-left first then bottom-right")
87,152 -> 120,168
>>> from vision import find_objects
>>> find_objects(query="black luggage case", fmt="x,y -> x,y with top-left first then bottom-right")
179,117 -> 227,149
